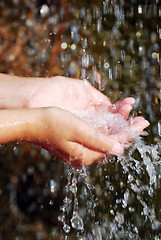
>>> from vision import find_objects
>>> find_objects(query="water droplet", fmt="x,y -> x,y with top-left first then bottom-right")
138,5 -> 143,14
63,196 -> 72,204
40,4 -> 49,17
97,18 -> 102,33
158,120 -> 161,137
69,184 -> 77,194
61,42 -> 68,50
82,54 -> 90,68
58,214 -> 65,222
81,37 -> 88,49
109,185 -> 114,191
27,165 -> 34,175
71,215 -> 84,230
49,200 -> 54,205
63,224 -> 71,233
50,179 -> 56,193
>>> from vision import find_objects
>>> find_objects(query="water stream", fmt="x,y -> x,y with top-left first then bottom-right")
58,0 -> 161,238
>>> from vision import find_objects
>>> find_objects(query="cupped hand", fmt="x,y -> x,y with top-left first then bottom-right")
28,76 -> 135,120
26,76 -> 149,167
33,107 -> 149,168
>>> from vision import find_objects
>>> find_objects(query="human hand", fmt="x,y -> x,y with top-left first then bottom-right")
0,105 -> 149,168
28,76 -> 136,120
27,76 -> 150,165
0,74 -> 150,168
0,74 -> 136,121
33,107 -> 149,167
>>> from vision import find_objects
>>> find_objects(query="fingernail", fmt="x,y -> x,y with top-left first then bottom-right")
145,120 -> 150,126
111,143 -> 124,156
131,98 -> 136,104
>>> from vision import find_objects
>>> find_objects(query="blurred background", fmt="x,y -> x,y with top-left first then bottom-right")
0,0 -> 161,239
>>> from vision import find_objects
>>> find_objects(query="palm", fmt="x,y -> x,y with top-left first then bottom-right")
29,76 -> 135,120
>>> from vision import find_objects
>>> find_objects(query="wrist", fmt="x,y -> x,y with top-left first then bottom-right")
0,73 -> 44,109
22,108 -> 45,143
0,108 -> 44,144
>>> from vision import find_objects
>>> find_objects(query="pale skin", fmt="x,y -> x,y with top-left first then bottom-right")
0,73 -> 149,167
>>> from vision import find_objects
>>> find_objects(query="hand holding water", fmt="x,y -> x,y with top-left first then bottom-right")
38,107 -> 149,167
27,76 -> 135,117
0,74 -> 149,167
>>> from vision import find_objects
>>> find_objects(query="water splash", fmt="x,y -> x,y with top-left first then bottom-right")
58,108 -> 161,238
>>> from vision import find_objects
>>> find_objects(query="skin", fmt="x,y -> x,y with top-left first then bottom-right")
0,74 -> 149,167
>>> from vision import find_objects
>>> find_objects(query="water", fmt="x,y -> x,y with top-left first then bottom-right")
0,0 -> 161,239
58,129 -> 160,239
74,110 -> 128,136
57,1 -> 161,238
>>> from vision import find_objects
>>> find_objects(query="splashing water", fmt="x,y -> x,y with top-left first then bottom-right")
74,109 -> 128,135
58,108 -> 161,239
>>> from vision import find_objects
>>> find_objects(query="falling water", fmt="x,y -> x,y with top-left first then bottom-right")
58,0 -> 161,239
58,110 -> 161,239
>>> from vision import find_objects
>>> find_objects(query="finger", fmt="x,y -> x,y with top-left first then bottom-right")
114,97 -> 135,107
68,118 -> 124,156
86,81 -> 112,107
111,117 -> 150,143
111,98 -> 135,119
66,141 -> 107,166
50,108 -> 124,156
46,142 -> 106,167
115,104 -> 132,120
128,116 -> 150,129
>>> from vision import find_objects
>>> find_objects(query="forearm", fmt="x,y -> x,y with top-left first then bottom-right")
0,108 -> 43,144
0,73 -> 43,109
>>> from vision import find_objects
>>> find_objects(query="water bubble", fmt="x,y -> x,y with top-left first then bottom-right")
71,43 -> 76,51
103,61 -> 109,70
97,18 -> 102,34
58,214 -> 65,223
61,42 -> 68,50
152,52 -> 158,59
81,37 -> 88,49
82,54 -> 90,68
138,46 -> 145,57
159,28 -> 161,39
50,179 -> 56,193
109,185 -> 114,191
27,165 -> 34,175
158,120 -> 161,137
71,215 -> 84,230
40,4 -> 49,17
63,224 -> 71,233
110,209 -> 114,215
69,184 -> 77,195
138,5 -> 143,14
122,189 -> 129,208
49,200 -> 54,205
